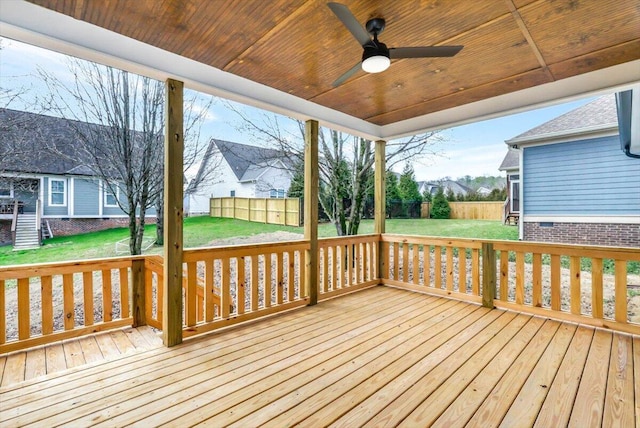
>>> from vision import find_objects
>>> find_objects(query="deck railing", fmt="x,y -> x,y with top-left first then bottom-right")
1,234 -> 638,353
318,234 -> 379,300
0,257 -> 138,354
180,240 -> 310,337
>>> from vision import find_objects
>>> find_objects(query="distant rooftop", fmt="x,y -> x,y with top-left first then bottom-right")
507,95 -> 618,144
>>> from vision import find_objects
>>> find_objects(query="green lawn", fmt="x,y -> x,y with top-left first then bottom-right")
0,217 -> 517,266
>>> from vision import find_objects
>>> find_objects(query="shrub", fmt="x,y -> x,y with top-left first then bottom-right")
430,188 -> 451,219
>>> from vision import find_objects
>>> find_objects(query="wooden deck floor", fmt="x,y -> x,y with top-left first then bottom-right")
0,286 -> 638,427
0,326 -> 163,387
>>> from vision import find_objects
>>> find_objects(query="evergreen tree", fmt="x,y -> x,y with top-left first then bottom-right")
385,171 -> 401,217
398,163 -> 423,202
430,187 -> 451,219
445,188 -> 456,201
286,161 -> 304,198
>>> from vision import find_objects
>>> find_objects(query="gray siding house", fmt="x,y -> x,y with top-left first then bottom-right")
0,109 -> 155,246
500,94 -> 639,247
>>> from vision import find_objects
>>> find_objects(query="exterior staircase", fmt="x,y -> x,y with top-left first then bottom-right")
13,213 -> 41,250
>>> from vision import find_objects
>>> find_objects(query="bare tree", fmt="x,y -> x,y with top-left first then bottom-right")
38,59 -> 218,253
226,102 -> 444,235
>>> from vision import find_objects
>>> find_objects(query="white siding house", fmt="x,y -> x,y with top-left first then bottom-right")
185,139 -> 294,216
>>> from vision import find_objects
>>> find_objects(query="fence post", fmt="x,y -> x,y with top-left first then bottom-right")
131,258 -> 146,327
482,242 -> 496,308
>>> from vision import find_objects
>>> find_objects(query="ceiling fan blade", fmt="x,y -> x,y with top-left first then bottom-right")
390,46 -> 463,59
327,3 -> 371,46
332,61 -> 362,87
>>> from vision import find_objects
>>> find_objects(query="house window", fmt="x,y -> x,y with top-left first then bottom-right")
49,179 -> 66,206
104,183 -> 120,207
269,188 -> 285,198
0,181 -> 12,198
230,190 -> 236,197
510,179 -> 520,213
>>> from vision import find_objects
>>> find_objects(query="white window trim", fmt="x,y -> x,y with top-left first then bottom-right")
104,182 -> 120,207
48,178 -> 67,207
0,182 -> 14,198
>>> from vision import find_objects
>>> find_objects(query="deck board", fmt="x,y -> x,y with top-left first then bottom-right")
0,286 -> 637,427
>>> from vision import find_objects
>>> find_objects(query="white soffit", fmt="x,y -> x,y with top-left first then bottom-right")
1,0 -> 640,141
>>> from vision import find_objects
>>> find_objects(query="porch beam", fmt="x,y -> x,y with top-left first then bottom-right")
163,78 -> 184,347
374,140 -> 386,279
304,119 -> 319,305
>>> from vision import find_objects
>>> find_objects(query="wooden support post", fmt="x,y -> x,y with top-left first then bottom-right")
482,242 -> 496,308
374,140 -> 386,280
163,78 -> 184,347
304,119 -> 319,305
131,258 -> 146,327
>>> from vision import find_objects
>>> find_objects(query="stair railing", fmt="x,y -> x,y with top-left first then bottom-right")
36,198 -> 42,245
10,199 -> 19,244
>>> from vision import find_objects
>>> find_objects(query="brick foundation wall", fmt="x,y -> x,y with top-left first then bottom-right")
0,220 -> 11,246
45,217 -> 156,237
524,221 -> 640,247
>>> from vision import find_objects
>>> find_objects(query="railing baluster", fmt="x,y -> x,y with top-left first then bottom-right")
41,276 -> 53,335
82,271 -> 94,326
402,242 -> 409,283
472,248 -> 479,295
434,246 -> 442,288
412,244 -> 420,285
299,250 -> 307,298
119,267 -> 129,319
277,252 -> 284,305
264,253 -> 272,308
331,246 -> 337,289
205,259 -> 215,321
364,242 -> 370,281
550,255 -> 561,311
186,262 -> 197,326
347,244 -> 353,286
322,248 -> 329,293
102,269 -> 112,322
18,277 -> 30,340
250,256 -> 259,311
288,252 -> 295,302
221,257 -> 231,318
459,248 -> 467,292
570,256 -> 581,315
392,242 -> 399,281
63,273 -> 74,330
516,251 -> 525,305
424,245 -> 431,287
532,253 -> 542,307
446,247 -> 454,292
238,256 -> 246,314
500,251 -> 509,301
614,260 -> 627,323
591,258 -> 603,319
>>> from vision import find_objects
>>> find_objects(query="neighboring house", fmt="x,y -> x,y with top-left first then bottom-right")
499,93 -> 640,247
0,108 -> 155,247
476,186 -> 492,197
498,148 -> 520,225
418,180 -> 472,198
185,139 -> 294,216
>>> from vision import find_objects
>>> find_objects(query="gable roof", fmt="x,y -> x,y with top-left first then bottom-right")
498,149 -> 519,171
214,139 -> 288,182
506,95 -> 618,145
0,108 -> 108,177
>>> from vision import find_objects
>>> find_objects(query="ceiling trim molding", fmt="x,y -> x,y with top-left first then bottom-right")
1,1 -> 639,142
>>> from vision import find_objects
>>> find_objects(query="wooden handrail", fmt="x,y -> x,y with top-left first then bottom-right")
10,199 -> 18,244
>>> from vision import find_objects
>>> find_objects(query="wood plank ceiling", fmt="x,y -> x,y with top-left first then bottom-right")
26,0 -> 640,126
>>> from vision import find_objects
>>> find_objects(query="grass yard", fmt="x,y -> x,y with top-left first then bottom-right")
0,217 -> 517,266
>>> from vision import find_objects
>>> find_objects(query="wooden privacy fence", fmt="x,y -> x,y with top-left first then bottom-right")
210,197 -> 301,226
448,201 -> 503,220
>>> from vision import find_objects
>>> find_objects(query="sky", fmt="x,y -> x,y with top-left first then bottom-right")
0,37 -> 595,182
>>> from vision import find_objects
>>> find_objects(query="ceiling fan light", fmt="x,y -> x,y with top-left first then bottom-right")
362,55 -> 390,73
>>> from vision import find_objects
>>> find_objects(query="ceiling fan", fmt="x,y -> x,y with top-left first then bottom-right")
327,2 -> 463,87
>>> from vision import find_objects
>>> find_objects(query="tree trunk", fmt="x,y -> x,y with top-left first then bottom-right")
155,199 -> 164,246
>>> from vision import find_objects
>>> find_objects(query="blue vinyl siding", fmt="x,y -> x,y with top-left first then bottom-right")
74,179 -> 100,216
523,136 -> 640,215
43,177 -> 68,216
